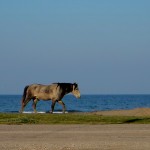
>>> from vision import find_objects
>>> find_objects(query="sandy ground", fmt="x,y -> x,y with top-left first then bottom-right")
92,108 -> 150,116
0,124 -> 150,150
0,108 -> 150,150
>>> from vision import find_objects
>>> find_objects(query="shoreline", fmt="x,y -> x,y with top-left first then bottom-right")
1,107 -> 150,116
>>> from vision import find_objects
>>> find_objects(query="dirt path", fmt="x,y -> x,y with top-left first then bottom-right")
0,124 -> 150,150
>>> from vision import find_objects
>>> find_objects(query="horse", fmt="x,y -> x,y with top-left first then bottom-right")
20,83 -> 81,113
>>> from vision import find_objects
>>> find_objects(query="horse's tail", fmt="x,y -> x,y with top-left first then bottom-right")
21,85 -> 29,105
20,85 -> 29,113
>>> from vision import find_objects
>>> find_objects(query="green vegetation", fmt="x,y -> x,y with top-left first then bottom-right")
0,113 -> 150,125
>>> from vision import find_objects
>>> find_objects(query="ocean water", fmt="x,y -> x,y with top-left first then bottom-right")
0,95 -> 150,113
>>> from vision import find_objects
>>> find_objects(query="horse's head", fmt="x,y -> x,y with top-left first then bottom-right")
72,83 -> 81,99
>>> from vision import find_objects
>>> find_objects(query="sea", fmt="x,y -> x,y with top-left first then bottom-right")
0,94 -> 150,113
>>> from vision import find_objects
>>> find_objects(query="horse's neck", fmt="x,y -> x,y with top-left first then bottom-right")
61,84 -> 73,95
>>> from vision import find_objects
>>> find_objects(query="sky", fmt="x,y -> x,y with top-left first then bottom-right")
0,0 -> 150,94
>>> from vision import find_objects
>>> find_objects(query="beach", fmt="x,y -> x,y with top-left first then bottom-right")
92,108 -> 150,116
0,124 -> 150,150
0,108 -> 150,150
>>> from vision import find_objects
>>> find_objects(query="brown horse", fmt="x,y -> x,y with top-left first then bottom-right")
20,83 -> 81,113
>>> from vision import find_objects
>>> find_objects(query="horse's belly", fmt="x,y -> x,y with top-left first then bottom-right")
35,93 -> 51,100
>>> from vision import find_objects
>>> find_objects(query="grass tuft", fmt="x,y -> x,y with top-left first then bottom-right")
0,113 -> 150,124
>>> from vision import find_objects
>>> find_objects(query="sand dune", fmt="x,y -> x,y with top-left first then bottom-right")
92,108 -> 150,116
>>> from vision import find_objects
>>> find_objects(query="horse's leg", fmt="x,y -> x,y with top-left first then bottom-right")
50,100 -> 56,113
20,98 -> 25,113
32,98 -> 38,113
58,100 -> 66,114
20,98 -> 31,113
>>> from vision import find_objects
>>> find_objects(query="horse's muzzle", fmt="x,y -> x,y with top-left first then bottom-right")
77,95 -> 81,99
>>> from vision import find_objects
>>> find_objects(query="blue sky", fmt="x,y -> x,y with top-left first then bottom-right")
0,0 -> 150,94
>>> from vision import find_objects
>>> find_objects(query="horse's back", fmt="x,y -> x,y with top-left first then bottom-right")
27,83 -> 59,100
